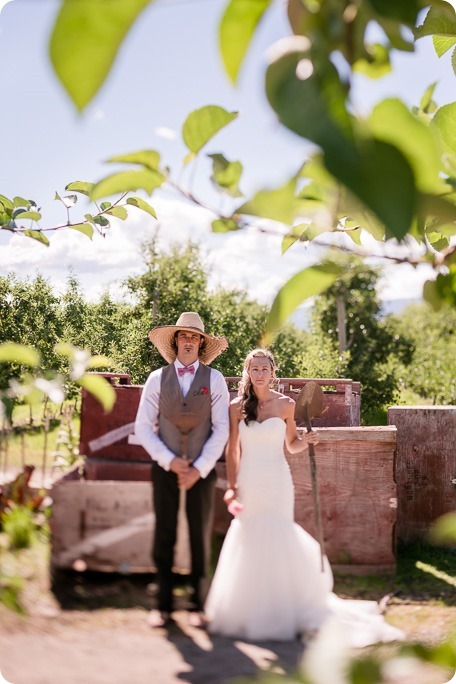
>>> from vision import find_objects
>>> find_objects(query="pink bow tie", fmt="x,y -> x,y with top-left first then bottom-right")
178,364 -> 195,377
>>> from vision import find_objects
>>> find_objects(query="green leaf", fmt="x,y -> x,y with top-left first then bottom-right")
91,169 -> 165,200
369,0 -> 420,25
107,150 -> 161,171
414,1 -> 456,40
100,202 -> 111,211
263,262 -> 343,344
78,373 -> 116,412
94,215 -> 110,227
13,196 -> 30,208
428,221 -> 456,238
208,153 -> 243,196
418,193 -> 456,227
49,0 -> 151,111
0,343 -> 40,366
54,342 -> 82,359
325,138 -> 417,240
106,206 -> 128,220
219,0 -> 272,83
211,218 -> 240,232
15,211 -> 41,221
345,227 -> 363,245
24,230 -> 49,246
88,355 -> 112,369
426,230 -> 449,252
0,195 -> 14,211
65,181 -> 96,197
429,512 -> 456,545
420,82 -> 437,113
433,34 -> 456,57
12,208 -> 28,219
431,102 -> 456,157
69,223 -> 94,239
353,43 -> 391,79
423,265 -> 456,310
368,98 -> 442,193
237,177 -> 297,224
281,224 -> 308,254
266,37 -> 354,150
126,196 -> 157,218
182,105 -> 238,155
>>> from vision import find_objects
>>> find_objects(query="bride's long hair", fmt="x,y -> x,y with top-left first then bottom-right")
238,348 -> 278,425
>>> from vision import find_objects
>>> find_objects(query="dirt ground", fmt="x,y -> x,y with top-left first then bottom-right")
0,543 -> 455,684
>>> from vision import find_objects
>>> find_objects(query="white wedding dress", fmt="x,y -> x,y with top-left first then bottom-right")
205,417 -> 404,647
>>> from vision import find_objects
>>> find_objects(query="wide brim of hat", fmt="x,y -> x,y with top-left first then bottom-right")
148,325 -> 228,365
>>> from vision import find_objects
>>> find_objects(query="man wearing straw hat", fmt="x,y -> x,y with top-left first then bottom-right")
135,312 -> 230,628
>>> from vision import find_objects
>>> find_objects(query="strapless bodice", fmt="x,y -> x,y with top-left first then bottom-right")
238,416 -> 286,458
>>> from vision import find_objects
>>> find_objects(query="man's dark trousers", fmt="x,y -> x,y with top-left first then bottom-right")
151,463 -> 217,613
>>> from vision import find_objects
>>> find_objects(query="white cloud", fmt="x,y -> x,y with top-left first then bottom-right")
1,195 -> 430,311
92,109 -> 106,121
155,126 -> 177,140
378,262 -> 434,302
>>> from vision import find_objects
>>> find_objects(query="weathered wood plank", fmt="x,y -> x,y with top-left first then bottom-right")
50,480 -> 190,573
388,406 -> 456,542
53,425 -> 398,574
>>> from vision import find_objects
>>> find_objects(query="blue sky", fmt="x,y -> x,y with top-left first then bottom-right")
1,0 -> 455,311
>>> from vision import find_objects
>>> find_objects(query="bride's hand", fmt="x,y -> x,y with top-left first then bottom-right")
223,487 -> 237,506
228,499 -> 243,516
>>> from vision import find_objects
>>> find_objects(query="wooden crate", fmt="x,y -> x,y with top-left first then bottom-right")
225,377 -> 361,428
388,406 -> 456,542
215,426 -> 398,574
80,374 -> 360,480
51,427 -> 398,575
50,478 -> 189,573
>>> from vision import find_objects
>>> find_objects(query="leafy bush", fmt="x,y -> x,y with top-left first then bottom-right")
2,505 -> 36,550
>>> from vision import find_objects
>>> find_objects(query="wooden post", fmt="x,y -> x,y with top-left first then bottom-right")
336,296 -> 347,354
388,406 -> 456,542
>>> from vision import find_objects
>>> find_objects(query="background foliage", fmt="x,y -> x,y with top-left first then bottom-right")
2,238 -> 455,424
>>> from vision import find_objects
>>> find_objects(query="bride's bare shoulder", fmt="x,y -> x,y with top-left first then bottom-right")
276,393 -> 295,407
276,393 -> 295,419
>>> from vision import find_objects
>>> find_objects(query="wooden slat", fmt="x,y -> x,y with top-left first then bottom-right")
388,406 -> 456,542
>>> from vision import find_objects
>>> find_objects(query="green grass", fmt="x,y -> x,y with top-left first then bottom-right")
1,401 -> 80,472
334,543 -> 456,606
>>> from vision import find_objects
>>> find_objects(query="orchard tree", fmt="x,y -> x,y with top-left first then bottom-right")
311,260 -> 413,422
60,272 -> 92,351
0,274 -> 63,391
386,303 -> 456,404
125,236 -> 288,380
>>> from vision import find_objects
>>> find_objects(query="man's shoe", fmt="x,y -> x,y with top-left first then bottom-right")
146,609 -> 172,628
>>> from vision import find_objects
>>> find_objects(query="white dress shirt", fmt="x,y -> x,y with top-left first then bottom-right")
134,359 -> 230,478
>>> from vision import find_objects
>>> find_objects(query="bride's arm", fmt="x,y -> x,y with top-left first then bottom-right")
224,401 -> 242,505
284,398 -> 319,454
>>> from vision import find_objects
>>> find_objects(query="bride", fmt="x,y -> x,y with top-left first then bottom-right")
204,348 -> 404,647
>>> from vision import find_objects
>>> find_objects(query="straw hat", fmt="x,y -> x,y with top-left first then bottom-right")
149,312 -> 229,365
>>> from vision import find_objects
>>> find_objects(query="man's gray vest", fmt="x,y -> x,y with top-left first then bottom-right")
158,363 -> 212,463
